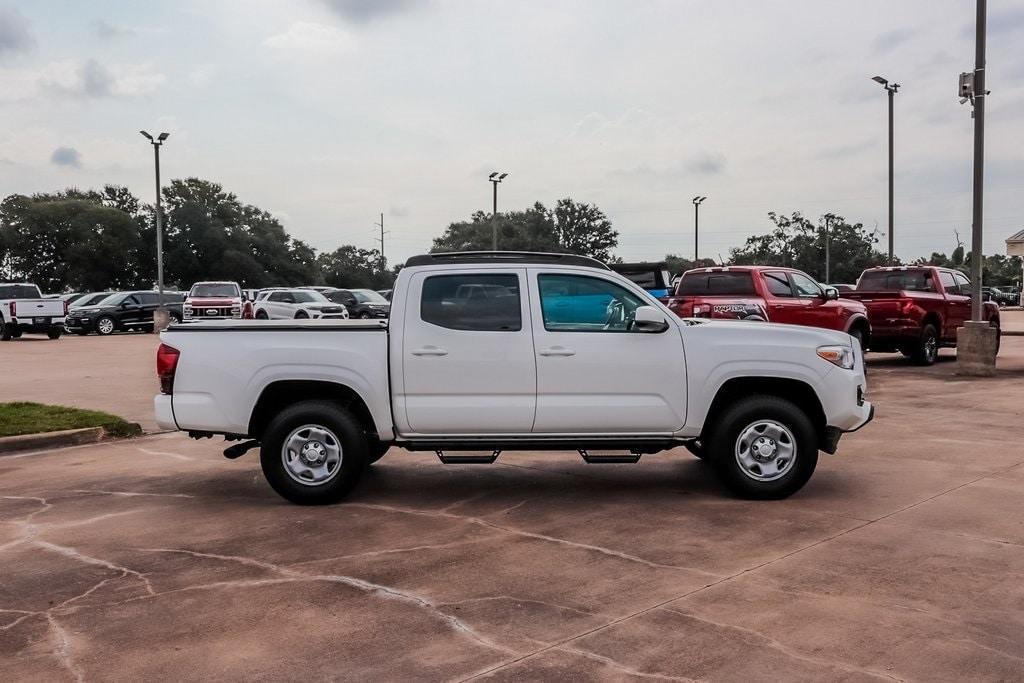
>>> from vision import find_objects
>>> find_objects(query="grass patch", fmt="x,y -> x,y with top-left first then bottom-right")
0,402 -> 141,438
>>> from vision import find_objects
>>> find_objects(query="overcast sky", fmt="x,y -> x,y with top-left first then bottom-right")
2,0 -> 1023,265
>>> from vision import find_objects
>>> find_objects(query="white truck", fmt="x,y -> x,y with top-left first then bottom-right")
0,282 -> 67,341
155,252 -> 873,504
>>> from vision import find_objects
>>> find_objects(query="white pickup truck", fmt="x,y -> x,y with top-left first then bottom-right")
155,252 -> 873,504
1,282 -> 67,340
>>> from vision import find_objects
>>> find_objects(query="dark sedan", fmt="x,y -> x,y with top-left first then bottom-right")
66,291 -> 186,335
324,288 -> 391,318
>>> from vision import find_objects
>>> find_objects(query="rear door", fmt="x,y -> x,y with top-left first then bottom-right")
529,270 -> 686,433
119,295 -> 143,325
762,271 -> 803,323
402,269 -> 536,434
136,292 -> 160,324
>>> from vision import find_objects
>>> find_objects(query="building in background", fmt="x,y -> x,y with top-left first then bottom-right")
1007,229 -> 1024,257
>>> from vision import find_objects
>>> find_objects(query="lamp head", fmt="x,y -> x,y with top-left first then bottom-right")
157,132 -> 170,141
139,130 -> 153,140
489,172 -> 498,179
498,172 -> 508,180
872,76 -> 888,85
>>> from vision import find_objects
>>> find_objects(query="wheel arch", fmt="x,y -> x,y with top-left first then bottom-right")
702,376 -> 828,450
248,380 -> 378,441
844,314 -> 871,346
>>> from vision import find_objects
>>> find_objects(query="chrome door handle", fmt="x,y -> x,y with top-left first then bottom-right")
411,346 -> 448,356
539,346 -> 576,357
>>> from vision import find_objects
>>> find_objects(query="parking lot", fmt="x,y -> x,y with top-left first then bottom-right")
3,326 -> 1024,680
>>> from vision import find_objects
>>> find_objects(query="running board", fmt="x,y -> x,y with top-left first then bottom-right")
435,450 -> 501,464
578,449 -> 642,464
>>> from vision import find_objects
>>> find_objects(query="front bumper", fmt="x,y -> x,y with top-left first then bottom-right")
822,402 -> 874,454
64,317 -> 96,332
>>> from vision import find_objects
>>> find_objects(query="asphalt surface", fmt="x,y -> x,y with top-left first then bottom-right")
2,320 -> 1024,680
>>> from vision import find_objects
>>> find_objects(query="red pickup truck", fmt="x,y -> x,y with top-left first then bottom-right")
844,266 -> 1000,365
665,266 -> 871,347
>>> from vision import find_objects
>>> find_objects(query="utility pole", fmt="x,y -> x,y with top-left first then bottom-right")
824,215 -> 832,284
488,172 -> 508,250
374,212 -> 389,271
968,0 -> 987,322
140,130 -> 169,329
692,196 -> 706,262
871,76 -> 899,265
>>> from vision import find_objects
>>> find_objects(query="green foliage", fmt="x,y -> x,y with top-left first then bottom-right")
664,254 -> 718,276
729,212 -> 890,283
0,401 -> 140,438
430,198 -> 619,261
318,245 -> 392,289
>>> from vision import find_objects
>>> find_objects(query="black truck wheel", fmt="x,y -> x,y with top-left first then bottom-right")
259,400 -> 368,505
706,395 -> 819,499
911,323 -> 939,366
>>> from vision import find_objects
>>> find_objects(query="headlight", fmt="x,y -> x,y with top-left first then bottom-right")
817,345 -> 855,370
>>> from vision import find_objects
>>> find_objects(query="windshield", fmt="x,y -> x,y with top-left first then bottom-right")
351,289 -> 388,303
95,293 -> 128,306
189,283 -> 239,298
0,284 -> 42,299
291,291 -> 328,303
677,271 -> 757,296
857,270 -> 935,292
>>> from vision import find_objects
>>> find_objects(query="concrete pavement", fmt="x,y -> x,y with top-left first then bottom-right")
2,336 -> 1024,680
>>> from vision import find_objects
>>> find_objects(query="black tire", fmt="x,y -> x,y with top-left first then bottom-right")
168,312 -> 182,324
294,311 -> 309,319
47,329 -> 62,340
259,400 -> 368,505
10,328 -> 22,338
706,395 -> 819,500
849,325 -> 868,353
0,320 -> 12,341
255,310 -> 269,320
95,316 -> 117,336
911,323 -> 939,366
359,312 -> 371,320
367,440 -> 390,464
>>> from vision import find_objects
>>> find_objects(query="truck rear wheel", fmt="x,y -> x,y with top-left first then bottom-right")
911,323 -> 939,366
260,400 -> 368,505
706,395 -> 818,499
47,329 -> 62,340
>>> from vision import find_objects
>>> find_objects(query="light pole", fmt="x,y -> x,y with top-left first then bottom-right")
872,76 -> 899,265
374,212 -> 389,272
692,196 -> 706,262
140,130 -> 169,329
489,172 -> 508,250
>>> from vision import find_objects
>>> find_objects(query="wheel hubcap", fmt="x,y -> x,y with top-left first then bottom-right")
99,319 -> 113,334
925,336 -> 937,360
735,420 -> 796,482
281,425 -> 343,486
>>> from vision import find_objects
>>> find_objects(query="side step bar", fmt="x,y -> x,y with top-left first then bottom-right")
436,450 -> 501,464
578,449 -> 642,464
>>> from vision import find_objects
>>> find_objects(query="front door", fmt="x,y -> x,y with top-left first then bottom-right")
401,270 -> 536,434
529,270 -> 687,433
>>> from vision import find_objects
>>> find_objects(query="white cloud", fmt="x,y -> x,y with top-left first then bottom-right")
263,21 -> 353,54
0,59 -> 164,101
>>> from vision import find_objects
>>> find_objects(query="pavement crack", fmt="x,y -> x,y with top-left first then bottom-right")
438,595 -> 596,617
36,540 -> 156,596
137,547 -> 517,656
288,536 -> 500,567
557,645 -> 697,681
136,447 -> 194,461
46,613 -> 84,683
69,489 -> 195,499
347,502 -> 722,580
660,607 -> 904,681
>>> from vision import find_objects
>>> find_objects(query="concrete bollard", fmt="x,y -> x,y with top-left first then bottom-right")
956,320 -> 998,377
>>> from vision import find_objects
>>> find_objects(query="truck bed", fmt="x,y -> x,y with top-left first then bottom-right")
157,319 -> 393,438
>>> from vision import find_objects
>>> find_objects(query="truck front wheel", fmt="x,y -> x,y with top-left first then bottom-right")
260,400 -> 368,505
706,395 -> 818,500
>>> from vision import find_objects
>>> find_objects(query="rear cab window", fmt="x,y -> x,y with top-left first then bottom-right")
420,273 -> 521,331
0,284 -> 42,299
857,270 -> 935,292
676,271 -> 756,296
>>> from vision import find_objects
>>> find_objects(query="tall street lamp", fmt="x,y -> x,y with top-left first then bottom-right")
692,195 -> 707,262
489,172 -> 508,250
872,75 -> 899,265
140,130 -> 169,329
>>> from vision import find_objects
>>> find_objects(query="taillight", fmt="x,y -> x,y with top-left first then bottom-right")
10,301 -> 16,317
63,300 -> 69,316
156,343 -> 180,395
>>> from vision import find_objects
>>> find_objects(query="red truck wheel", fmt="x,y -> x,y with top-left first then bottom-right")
910,324 -> 939,366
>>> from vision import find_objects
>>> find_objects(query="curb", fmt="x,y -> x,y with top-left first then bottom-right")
0,426 -> 138,455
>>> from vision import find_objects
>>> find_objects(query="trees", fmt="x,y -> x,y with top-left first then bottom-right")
318,245 -> 392,290
430,198 -> 619,260
729,211 -> 889,283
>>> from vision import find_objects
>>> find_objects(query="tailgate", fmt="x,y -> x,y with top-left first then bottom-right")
14,299 -> 65,318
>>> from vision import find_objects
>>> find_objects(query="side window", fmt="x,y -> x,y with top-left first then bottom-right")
267,292 -> 283,302
136,293 -> 158,305
763,272 -> 794,298
790,272 -> 822,298
953,273 -> 971,296
538,274 -> 647,332
939,272 -> 957,294
123,295 -> 140,306
421,274 -> 521,331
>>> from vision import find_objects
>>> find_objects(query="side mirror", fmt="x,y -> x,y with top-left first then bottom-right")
823,286 -> 839,300
634,305 -> 669,333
